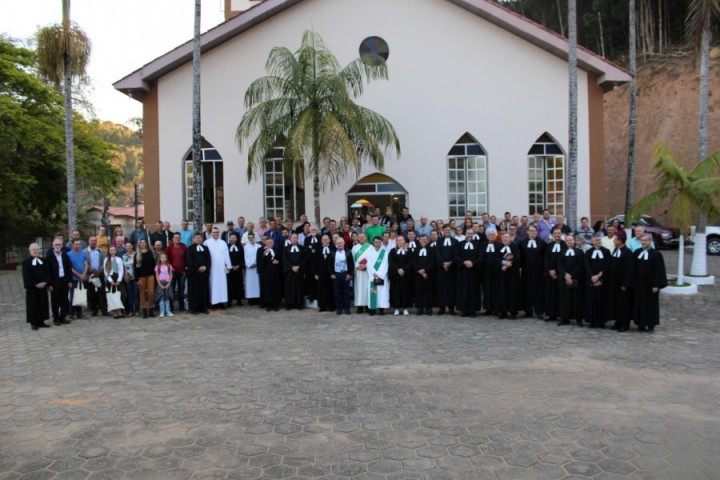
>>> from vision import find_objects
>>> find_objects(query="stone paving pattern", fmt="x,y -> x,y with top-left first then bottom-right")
1,253 -> 719,479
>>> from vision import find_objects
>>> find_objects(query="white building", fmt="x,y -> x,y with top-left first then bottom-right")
114,0 -> 629,226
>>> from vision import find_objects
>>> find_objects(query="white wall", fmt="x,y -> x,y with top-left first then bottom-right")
156,0 -> 591,225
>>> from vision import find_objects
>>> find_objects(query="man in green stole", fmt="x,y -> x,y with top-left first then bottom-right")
352,233 -> 371,313
367,237 -> 390,316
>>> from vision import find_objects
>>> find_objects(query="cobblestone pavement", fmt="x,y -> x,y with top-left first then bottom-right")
1,252 -> 718,480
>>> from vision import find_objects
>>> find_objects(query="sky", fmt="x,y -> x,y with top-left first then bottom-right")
0,0 -> 228,126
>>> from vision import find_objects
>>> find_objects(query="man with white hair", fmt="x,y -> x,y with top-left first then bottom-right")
352,233 -> 372,313
23,243 -> 51,330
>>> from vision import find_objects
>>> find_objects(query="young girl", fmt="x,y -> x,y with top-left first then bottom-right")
154,254 -> 174,318
103,246 -> 125,318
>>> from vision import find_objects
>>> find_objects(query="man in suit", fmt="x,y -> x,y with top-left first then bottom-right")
330,237 -> 355,315
84,236 -> 108,316
46,238 -> 73,325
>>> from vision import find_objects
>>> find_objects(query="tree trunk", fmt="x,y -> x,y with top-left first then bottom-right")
557,0 -> 565,37
192,0 -> 203,234
63,0 -> 76,237
597,11 -> 606,58
625,0 -> 637,216
566,0 -> 578,231
690,20 -> 711,277
677,234 -> 685,285
312,121 -> 321,228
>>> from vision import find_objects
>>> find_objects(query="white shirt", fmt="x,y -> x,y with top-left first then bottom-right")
54,251 -> 65,277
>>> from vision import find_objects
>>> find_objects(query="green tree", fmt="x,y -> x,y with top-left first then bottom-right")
629,143 -> 720,285
35,0 -> 91,237
0,38 -> 120,255
236,30 -> 401,226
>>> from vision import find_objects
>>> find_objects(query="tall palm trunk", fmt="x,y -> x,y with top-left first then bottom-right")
312,118 -> 321,227
63,0 -> 76,236
191,0 -> 203,233
566,0 -> 578,231
690,18 -> 711,277
625,0 -> 638,215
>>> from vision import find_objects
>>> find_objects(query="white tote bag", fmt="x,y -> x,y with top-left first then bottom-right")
72,283 -> 87,307
106,286 -> 124,311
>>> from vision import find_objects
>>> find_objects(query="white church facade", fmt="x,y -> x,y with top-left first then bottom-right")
114,0 -> 630,226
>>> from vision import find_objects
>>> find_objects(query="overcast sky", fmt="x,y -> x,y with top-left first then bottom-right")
0,0 -> 227,126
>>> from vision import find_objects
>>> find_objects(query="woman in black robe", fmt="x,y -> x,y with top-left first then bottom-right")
303,226 -> 321,302
413,235 -> 435,315
23,243 -> 50,330
519,226 -> 546,318
584,235 -> 611,328
283,233 -> 306,309
481,229 -> 502,315
497,232 -> 522,319
389,236 -> 414,315
633,234 -> 667,332
227,234 -> 245,307
455,230 -> 482,317
186,233 -> 211,314
313,235 -> 335,312
607,234 -> 635,332
544,228 -> 567,321
558,234 -> 585,326
258,238 -> 282,311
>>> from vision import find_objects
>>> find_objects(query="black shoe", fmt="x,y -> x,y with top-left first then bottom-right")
142,309 -> 149,319
60,318 -> 71,324
149,310 -> 155,318
344,309 -> 351,315
425,308 -> 433,316
557,321 -> 569,326
618,327 -> 629,332
31,325 -> 40,330
91,311 -> 98,317
416,309 -> 424,316
524,312 -> 533,318
438,308 -> 446,315
356,307 -> 363,314
546,316 -> 557,321
448,309 -> 455,316
53,321 -> 63,326
369,309 -> 376,316
38,323 -> 51,328
537,314 -> 545,320
336,309 -> 342,315
379,309 -> 385,315
611,323 -> 620,330
647,326 -> 655,332
461,312 -> 469,318
588,324 -> 596,329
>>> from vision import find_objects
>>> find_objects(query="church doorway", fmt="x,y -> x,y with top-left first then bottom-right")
346,173 -> 408,219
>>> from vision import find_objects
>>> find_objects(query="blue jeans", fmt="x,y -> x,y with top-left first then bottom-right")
333,273 -> 351,311
124,279 -> 139,313
170,274 -> 186,311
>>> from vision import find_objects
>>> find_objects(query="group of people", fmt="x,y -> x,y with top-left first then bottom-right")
22,208 -> 667,333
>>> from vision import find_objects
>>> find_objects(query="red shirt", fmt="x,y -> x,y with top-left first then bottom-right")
165,243 -> 187,274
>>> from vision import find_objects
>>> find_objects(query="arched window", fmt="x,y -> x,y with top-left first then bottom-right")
528,133 -> 565,215
263,147 -> 305,221
447,133 -> 488,219
183,142 -> 224,224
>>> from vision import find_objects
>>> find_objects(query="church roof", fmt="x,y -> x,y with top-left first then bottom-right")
113,0 -> 630,99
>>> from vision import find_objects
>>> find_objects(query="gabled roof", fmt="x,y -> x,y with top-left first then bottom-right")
113,0 -> 630,100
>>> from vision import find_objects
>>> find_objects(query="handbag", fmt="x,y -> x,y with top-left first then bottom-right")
72,283 -> 87,307
106,285 -> 124,311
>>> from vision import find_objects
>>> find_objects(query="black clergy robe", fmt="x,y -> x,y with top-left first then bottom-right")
283,245 -> 306,309
314,246 -> 336,312
22,257 -> 50,326
584,247 -> 611,327
481,241 -> 503,315
633,248 -> 667,330
435,237 -> 458,313
389,248 -> 414,309
303,235 -> 320,301
607,246 -> 635,331
519,238 -> 546,318
544,241 -> 567,319
497,244 -> 522,318
413,247 -> 435,311
454,241 -> 481,316
227,244 -> 245,306
558,247 -> 585,324
258,248 -> 282,310
186,244 -> 211,313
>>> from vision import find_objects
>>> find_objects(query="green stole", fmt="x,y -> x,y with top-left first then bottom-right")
368,248 -> 386,310
354,242 -> 370,263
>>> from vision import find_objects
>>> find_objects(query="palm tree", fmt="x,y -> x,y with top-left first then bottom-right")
191,0 -> 203,234
629,143 -> 720,285
35,0 -> 91,236
566,0 -> 578,231
625,0 -> 638,215
236,30 -> 401,227
686,0 -> 720,277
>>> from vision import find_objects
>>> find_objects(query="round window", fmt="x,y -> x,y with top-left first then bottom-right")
359,36 -> 389,66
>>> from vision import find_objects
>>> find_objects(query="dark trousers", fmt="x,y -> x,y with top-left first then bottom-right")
333,273 -> 351,311
50,278 -> 70,321
88,274 -> 107,314
171,274 -> 185,311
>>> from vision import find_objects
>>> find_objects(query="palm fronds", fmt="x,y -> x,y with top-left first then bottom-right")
35,22 -> 91,88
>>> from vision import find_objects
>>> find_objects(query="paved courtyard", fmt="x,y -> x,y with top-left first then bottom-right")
1,252 -> 719,480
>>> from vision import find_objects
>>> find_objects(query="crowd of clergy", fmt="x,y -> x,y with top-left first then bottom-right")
23,208 -> 667,333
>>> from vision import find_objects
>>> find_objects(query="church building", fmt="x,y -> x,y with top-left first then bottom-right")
114,0 -> 630,225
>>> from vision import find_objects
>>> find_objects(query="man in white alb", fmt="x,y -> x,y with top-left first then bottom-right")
352,233 -> 372,314
204,226 -> 233,309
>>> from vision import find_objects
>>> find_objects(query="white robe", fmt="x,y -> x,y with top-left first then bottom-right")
352,243 -> 372,306
204,238 -> 232,304
366,246 -> 390,309
244,243 -> 261,299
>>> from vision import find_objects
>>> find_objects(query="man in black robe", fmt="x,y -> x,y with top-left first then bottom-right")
314,234 -> 335,312
227,233 -> 245,307
481,229 -> 502,315
258,237 -> 282,311
23,243 -> 51,330
607,233 -> 635,332
389,236 -> 414,316
186,233 -> 211,314
304,225 -> 321,302
584,234 -> 611,328
558,234 -> 584,326
283,232 -> 306,309
435,226 -> 457,315
455,228 -> 481,317
633,234 -> 667,332
413,234 -> 435,315
519,225 -> 545,319
46,238 -> 73,325
544,227 -> 567,321
497,231 -> 522,319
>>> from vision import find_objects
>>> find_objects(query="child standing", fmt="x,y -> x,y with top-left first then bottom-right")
154,254 -> 174,317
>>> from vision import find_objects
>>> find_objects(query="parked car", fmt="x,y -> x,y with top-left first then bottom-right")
689,224 -> 720,256
606,215 -> 680,249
